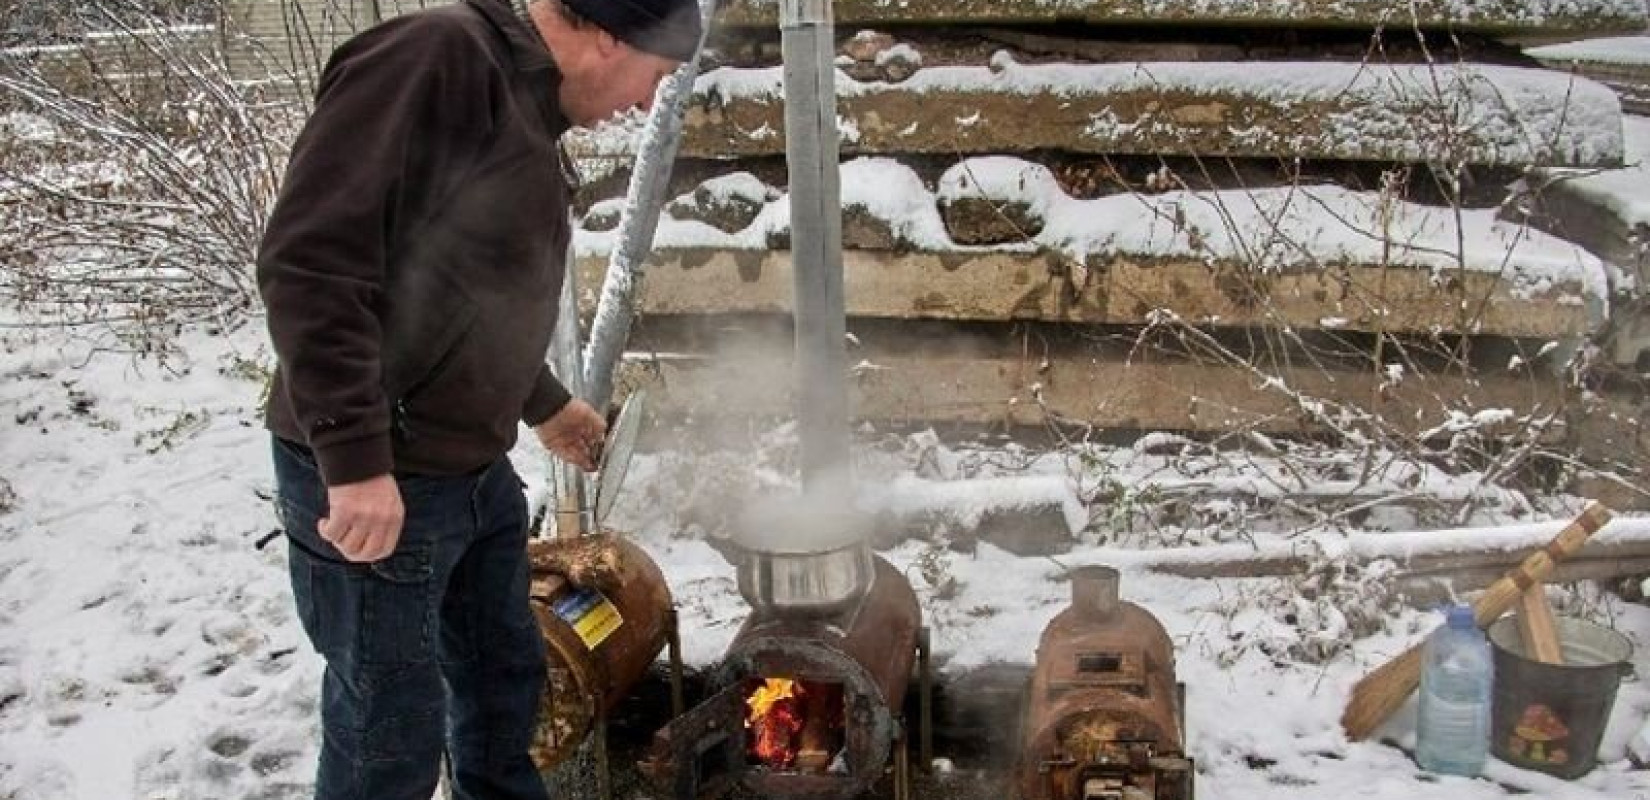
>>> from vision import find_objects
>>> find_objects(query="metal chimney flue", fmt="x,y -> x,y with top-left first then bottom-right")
1072,565 -> 1122,620
780,0 -> 849,501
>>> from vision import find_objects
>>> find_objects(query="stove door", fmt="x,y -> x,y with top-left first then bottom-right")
640,682 -> 749,800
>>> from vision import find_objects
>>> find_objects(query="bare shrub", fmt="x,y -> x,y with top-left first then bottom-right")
0,1 -> 303,356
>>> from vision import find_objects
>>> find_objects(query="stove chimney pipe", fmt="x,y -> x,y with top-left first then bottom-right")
1071,565 -> 1121,620
780,0 -> 850,501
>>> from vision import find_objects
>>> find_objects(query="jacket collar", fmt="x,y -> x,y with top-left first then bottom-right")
466,0 -> 555,74
466,0 -> 569,136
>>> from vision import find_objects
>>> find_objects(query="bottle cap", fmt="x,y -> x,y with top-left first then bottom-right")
1445,604 -> 1476,629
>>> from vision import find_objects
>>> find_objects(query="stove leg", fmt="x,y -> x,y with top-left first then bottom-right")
1177,681 -> 1187,747
918,626 -> 933,773
894,724 -> 911,800
668,607 -> 686,718
596,710 -> 612,800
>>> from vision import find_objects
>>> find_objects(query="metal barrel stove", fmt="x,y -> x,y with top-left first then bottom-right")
1018,566 -> 1193,800
642,549 -> 925,800
526,533 -> 678,772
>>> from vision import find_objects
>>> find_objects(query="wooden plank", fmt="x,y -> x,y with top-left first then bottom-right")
1517,587 -> 1565,664
713,0 -> 1650,42
575,248 -> 1594,338
656,63 -> 1623,167
616,318 -> 1571,433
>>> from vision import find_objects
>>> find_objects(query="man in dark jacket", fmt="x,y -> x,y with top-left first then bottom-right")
256,1 -> 700,798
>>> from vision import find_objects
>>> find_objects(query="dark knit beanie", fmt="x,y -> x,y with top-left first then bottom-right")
563,0 -> 703,63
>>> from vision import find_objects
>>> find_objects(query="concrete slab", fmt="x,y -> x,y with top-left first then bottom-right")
1518,115 -> 1650,366
663,61 -> 1624,167
613,318 -> 1571,434
714,0 -> 1648,43
575,248 -> 1595,338
1531,36 -> 1650,113
576,161 -> 1610,340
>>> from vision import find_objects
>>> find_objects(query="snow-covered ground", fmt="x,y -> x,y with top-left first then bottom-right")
0,320 -> 1648,800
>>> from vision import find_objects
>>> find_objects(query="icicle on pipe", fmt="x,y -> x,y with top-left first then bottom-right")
581,0 -> 718,413
549,237 -> 591,539
781,0 -> 850,500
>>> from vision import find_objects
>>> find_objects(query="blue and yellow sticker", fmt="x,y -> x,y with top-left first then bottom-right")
553,587 -> 624,649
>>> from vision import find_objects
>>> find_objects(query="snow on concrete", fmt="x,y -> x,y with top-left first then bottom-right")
694,171 -> 780,206
580,156 -> 1610,304
836,157 -> 953,245
1535,113 -> 1650,228
1531,35 -> 1650,67
938,156 -> 1061,219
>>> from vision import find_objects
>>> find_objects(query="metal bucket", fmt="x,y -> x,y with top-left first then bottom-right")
1486,615 -> 1633,779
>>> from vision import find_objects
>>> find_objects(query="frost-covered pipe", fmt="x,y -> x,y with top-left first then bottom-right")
581,0 -> 718,413
552,237 -> 588,403
781,0 -> 850,499
549,238 -> 591,538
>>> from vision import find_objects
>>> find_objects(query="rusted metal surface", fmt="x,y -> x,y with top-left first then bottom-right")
644,555 -> 921,800
727,555 -> 920,799
640,680 -> 751,800
527,534 -> 673,771
1019,567 -> 1191,800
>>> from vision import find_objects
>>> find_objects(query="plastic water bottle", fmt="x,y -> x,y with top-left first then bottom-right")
1415,604 -> 1493,776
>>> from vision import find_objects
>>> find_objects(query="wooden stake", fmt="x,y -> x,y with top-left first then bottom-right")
1517,586 -> 1564,665
1340,502 -> 1612,741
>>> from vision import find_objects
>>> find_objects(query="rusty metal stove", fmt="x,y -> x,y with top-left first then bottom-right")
644,508 -> 928,800
1019,566 -> 1194,800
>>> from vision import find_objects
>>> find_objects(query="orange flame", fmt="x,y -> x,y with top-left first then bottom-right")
746,678 -> 805,768
746,678 -> 798,722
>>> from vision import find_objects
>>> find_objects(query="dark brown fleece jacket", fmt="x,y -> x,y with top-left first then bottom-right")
258,0 -> 574,486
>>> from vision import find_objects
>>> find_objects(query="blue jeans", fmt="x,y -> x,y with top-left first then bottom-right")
271,437 -> 550,800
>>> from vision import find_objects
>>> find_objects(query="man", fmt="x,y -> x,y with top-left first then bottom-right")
256,1 -> 701,798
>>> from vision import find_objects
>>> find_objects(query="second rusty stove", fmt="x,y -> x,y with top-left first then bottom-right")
1019,566 -> 1193,800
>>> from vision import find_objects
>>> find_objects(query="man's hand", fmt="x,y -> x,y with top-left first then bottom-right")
534,398 -> 607,471
320,474 -> 404,562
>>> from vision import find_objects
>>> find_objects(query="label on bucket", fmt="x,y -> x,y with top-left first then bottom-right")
1507,703 -> 1573,768
553,587 -> 623,650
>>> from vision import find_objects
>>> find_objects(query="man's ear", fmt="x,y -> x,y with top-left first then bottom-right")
591,28 -> 625,62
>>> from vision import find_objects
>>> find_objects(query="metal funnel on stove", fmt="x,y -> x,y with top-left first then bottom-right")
733,493 -> 875,617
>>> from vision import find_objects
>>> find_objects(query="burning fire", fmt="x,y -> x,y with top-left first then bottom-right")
746,678 -> 805,769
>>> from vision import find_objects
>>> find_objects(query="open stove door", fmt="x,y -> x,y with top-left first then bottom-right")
639,681 -> 750,800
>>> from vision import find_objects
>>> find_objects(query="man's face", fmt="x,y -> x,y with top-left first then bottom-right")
562,37 -> 679,128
